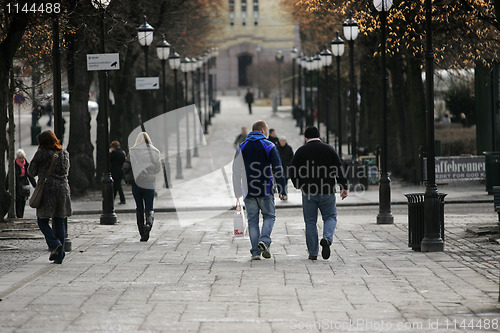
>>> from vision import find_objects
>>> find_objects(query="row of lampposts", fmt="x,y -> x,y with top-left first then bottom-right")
287,6 -> 393,226
95,8 -> 218,225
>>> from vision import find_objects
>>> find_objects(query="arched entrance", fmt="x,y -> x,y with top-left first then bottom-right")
238,54 -> 253,87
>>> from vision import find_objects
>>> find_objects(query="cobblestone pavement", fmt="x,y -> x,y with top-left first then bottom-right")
0,205 -> 498,332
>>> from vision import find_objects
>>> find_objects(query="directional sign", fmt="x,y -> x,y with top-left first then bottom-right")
136,77 -> 160,90
13,93 -> 25,105
86,53 -> 120,71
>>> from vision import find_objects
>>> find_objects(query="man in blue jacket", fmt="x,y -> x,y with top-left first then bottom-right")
233,120 -> 287,260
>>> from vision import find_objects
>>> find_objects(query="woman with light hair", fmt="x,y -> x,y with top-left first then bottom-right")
122,132 -> 161,242
11,149 -> 36,218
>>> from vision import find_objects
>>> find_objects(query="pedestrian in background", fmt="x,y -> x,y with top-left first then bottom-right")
277,136 -> 294,198
245,88 -> 254,115
290,126 -> 348,261
233,126 -> 248,149
123,132 -> 161,242
28,130 -> 71,264
232,120 -> 287,260
109,140 -> 126,204
11,149 -> 36,218
268,128 -> 279,146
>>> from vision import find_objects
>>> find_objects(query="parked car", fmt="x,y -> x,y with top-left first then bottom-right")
61,92 -> 98,112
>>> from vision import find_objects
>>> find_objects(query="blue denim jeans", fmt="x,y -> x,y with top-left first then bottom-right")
37,217 -> 66,262
302,193 -> 338,256
244,195 -> 275,256
132,184 -> 155,214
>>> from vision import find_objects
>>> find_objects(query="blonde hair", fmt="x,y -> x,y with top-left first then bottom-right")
16,149 -> 26,158
132,132 -> 153,148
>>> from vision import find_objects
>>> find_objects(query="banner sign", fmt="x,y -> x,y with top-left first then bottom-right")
423,156 -> 485,181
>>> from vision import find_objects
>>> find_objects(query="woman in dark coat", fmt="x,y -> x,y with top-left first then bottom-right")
13,149 -> 36,218
28,130 -> 71,264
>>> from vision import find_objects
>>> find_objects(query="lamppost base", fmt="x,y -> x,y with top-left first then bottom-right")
186,151 -> 192,169
193,147 -> 199,157
420,237 -> 444,252
376,213 -> 394,225
100,213 -> 117,225
100,173 -> 116,225
176,153 -> 184,179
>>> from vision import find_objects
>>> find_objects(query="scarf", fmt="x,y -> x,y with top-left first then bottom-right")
16,159 -> 26,177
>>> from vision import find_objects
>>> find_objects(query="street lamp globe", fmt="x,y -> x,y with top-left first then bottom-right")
156,35 -> 171,60
343,15 -> 359,41
137,16 -> 154,46
181,57 -> 191,73
320,47 -> 332,67
373,0 -> 393,11
169,51 -> 181,69
331,32 -> 345,57
306,57 -> 313,71
91,0 -> 111,9
275,50 -> 284,63
290,47 -> 298,60
313,54 -> 321,70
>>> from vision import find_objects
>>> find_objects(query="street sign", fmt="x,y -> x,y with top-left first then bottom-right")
14,93 -> 25,105
135,77 -> 160,90
86,53 -> 120,71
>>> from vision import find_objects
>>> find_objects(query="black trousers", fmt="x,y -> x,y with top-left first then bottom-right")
113,178 -> 125,203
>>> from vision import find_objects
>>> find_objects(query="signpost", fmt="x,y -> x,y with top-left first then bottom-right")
135,77 -> 160,90
86,53 -> 120,71
14,93 -> 25,147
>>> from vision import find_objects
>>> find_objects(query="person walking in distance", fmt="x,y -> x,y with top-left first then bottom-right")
290,126 -> 348,260
28,130 -> 72,264
9,149 -> 36,218
109,140 -> 126,204
232,120 -> 287,260
267,128 -> 279,146
233,126 -> 248,149
245,88 -> 254,115
123,132 -> 162,242
277,136 -> 294,198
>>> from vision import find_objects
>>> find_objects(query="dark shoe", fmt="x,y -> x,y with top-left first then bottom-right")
320,238 -> 331,260
258,241 -> 271,259
145,211 -> 154,230
141,227 -> 150,242
308,255 -> 317,260
49,244 -> 63,261
118,201 -> 126,205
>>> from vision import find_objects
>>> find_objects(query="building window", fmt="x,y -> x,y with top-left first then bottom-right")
229,0 -> 235,22
241,0 -> 247,20
253,0 -> 259,19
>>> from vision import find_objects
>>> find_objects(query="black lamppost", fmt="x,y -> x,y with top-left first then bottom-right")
190,59 -> 199,158
92,0 -> 116,226
181,57 -> 192,169
156,35 -> 171,188
275,50 -> 284,106
297,54 -> 304,134
196,57 -> 203,135
202,54 -> 208,134
343,13 -> 359,163
306,57 -> 314,127
256,45 -> 262,98
137,16 -> 154,121
374,0 -> 394,225
320,46 -> 332,144
314,54 -> 321,136
331,32 -> 345,158
169,50 -> 182,180
290,47 -> 298,109
421,0 -> 444,252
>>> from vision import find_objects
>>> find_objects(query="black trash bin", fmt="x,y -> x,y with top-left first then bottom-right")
484,152 -> 500,194
404,193 -> 447,251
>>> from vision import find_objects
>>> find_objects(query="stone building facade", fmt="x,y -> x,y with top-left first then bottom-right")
211,0 -> 300,91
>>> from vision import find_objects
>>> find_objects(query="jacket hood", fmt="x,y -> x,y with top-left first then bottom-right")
246,131 -> 267,141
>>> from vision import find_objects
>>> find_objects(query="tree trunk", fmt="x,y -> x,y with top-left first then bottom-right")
0,14 -> 30,221
66,23 -> 95,196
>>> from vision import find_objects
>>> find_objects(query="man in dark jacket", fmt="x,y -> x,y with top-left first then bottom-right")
290,126 -> 348,260
109,141 -> 126,204
245,88 -> 254,114
277,136 -> 294,197
233,120 -> 287,260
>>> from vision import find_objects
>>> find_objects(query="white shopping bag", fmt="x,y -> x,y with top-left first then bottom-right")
233,199 -> 247,237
